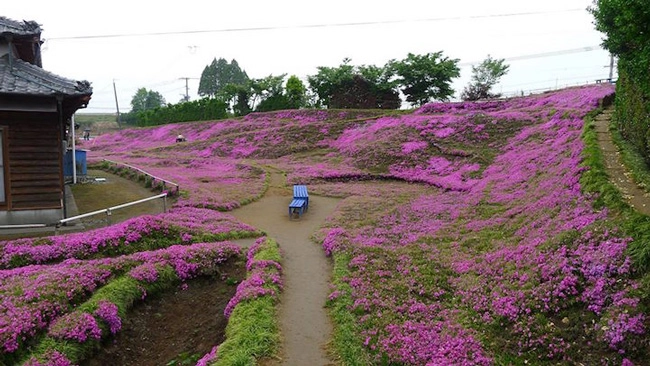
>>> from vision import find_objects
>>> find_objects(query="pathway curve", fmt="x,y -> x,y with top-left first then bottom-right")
593,109 -> 650,215
230,167 -> 340,365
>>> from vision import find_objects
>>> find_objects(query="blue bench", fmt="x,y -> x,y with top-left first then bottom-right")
293,185 -> 309,211
289,198 -> 307,219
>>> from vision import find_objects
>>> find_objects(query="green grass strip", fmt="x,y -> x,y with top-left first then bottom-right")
213,238 -> 282,365
325,252 -> 371,366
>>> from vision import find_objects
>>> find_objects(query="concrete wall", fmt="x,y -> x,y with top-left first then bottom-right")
0,208 -> 63,225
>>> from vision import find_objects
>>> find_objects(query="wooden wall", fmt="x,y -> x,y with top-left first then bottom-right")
4,112 -> 63,210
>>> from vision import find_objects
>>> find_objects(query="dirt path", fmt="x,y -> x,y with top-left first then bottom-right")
230,168 -> 340,365
593,109 -> 650,215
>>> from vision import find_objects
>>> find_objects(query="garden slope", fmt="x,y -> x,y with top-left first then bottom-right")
73,84 -> 650,365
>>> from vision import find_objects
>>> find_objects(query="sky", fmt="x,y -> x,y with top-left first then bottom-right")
3,0 -> 613,113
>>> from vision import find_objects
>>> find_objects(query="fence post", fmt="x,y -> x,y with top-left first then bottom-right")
106,208 -> 112,226
163,194 -> 167,213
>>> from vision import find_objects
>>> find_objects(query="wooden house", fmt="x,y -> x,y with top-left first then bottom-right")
0,16 -> 92,225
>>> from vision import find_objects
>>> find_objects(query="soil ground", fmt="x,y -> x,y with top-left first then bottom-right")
82,260 -> 245,366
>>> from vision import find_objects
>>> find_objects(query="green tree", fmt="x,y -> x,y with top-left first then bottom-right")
250,74 -> 286,110
589,0 -> 650,59
130,88 -> 165,113
357,64 -> 400,109
590,0 -> 650,163
391,52 -> 460,106
461,55 -> 510,101
285,75 -> 307,109
308,58 -> 355,107
221,83 -> 252,116
198,58 -> 249,98
307,59 -> 400,109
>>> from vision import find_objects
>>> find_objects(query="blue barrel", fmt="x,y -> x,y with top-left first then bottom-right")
64,149 -> 87,177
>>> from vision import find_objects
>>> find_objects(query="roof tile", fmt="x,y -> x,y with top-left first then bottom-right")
0,16 -> 41,36
0,54 -> 92,96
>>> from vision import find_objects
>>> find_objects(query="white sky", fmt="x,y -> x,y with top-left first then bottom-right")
3,0 -> 612,113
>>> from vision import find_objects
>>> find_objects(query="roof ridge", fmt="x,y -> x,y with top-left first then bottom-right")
0,16 -> 41,36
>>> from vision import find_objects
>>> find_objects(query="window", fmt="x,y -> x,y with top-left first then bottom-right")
0,127 -> 5,204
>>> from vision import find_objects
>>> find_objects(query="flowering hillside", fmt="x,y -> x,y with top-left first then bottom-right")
10,83 -> 647,365
316,85 -> 648,365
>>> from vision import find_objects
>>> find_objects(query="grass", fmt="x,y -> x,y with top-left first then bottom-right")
214,238 -> 282,365
325,252 -> 371,366
74,114 -> 118,124
70,169 -> 167,229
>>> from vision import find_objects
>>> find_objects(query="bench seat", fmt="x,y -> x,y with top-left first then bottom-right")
289,198 -> 307,218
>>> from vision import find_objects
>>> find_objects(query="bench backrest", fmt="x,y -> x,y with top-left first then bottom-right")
293,185 -> 308,198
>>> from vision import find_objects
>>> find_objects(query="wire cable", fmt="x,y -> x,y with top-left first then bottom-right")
47,8 -> 584,41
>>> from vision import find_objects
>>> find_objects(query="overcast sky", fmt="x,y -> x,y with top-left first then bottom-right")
4,0 -> 612,113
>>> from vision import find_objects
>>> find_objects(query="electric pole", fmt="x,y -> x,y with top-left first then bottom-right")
178,77 -> 198,102
113,79 -> 122,129
608,54 -> 615,81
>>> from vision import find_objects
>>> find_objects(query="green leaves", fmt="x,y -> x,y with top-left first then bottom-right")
197,58 -> 250,99
390,52 -> 461,106
130,88 -> 165,114
461,55 -> 510,101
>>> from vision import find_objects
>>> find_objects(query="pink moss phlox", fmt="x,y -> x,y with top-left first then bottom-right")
323,228 -> 349,256
94,300 -> 122,334
196,345 -> 219,366
224,239 -> 282,319
23,350 -> 73,366
379,320 -> 492,365
0,207 -> 253,269
48,311 -> 102,342
0,242 -> 240,353
128,262 -> 159,282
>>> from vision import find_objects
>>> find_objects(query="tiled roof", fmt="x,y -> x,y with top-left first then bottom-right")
0,54 -> 92,97
0,16 -> 41,37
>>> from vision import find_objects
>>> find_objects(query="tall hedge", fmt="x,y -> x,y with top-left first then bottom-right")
614,67 -> 650,160
135,98 -> 228,127
591,0 -> 650,162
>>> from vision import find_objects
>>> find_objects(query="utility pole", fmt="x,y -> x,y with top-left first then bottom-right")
608,54 -> 615,81
178,77 -> 198,102
113,79 -> 122,129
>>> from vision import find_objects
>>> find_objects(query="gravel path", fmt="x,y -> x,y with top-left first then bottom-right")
230,169 -> 340,365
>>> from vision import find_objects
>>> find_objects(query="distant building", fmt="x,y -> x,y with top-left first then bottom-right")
0,16 -> 92,225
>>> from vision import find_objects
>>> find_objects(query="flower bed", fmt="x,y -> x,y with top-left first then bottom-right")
320,85 -> 647,364
0,207 -> 260,269
1,241 -> 241,365
197,237 -> 283,365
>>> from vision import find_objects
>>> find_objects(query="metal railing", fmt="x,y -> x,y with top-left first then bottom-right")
56,192 -> 168,231
0,223 -> 47,230
101,159 -> 180,195
0,193 -> 168,234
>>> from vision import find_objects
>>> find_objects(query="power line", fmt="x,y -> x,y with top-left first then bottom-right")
47,8 -> 583,41
459,46 -> 602,66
